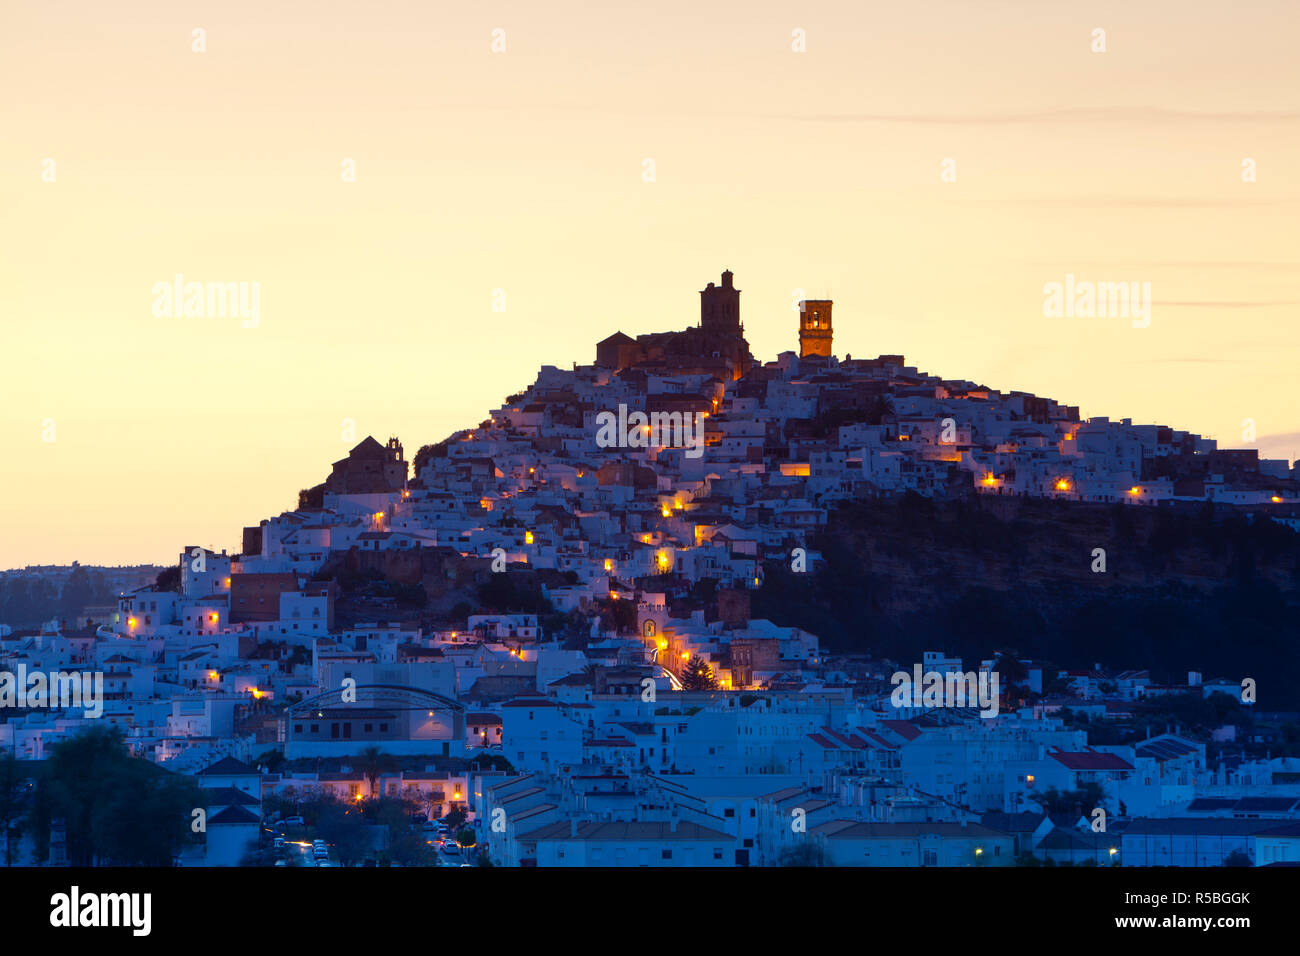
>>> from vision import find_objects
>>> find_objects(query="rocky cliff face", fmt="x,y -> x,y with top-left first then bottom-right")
754,494 -> 1300,705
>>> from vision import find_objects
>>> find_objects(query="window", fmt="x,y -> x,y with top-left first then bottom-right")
661,849 -> 672,860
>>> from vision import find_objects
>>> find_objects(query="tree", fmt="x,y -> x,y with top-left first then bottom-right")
779,843 -> 830,866
59,562 -> 97,617
298,484 -> 325,509
153,566 -> 182,593
0,754 -> 28,866
1223,849 -> 1253,867
680,655 -> 718,691
355,746 -> 394,798
255,749 -> 286,774
32,725 -> 200,865
443,806 -> 468,830
456,827 -> 476,847
1028,783 -> 1105,817
314,799 -> 372,867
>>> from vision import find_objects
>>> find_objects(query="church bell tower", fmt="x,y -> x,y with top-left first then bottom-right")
798,299 -> 833,358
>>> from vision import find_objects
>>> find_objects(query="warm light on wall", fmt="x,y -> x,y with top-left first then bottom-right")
1054,479 -> 1070,492
525,531 -> 534,544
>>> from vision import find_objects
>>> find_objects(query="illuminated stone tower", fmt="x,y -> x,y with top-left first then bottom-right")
798,299 -> 833,358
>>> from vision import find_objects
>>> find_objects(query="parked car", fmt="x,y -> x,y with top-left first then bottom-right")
283,816 -> 305,826
273,837 -> 285,849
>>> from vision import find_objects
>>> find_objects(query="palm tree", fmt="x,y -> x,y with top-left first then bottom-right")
356,746 -> 393,800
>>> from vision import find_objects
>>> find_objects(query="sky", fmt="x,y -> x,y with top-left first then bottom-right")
1,0 -> 1297,568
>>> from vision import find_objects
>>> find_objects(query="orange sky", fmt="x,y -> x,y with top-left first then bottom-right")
1,0 -> 1297,567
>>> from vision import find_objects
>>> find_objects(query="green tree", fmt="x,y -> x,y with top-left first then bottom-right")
32,725 -> 200,865
680,655 -> 718,691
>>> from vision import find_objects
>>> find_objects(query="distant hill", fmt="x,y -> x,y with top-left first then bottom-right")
0,563 -> 164,629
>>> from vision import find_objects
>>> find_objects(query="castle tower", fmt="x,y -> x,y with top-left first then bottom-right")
798,299 -> 833,358
700,269 -> 741,333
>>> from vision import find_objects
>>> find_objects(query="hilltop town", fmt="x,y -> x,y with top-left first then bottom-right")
3,270 -> 1299,868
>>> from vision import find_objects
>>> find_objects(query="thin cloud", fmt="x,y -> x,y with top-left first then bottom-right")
1158,301 -> 1299,307
1124,357 -> 1244,364
951,197 -> 1296,208
1027,262 -> 1300,272
779,106 -> 1300,125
